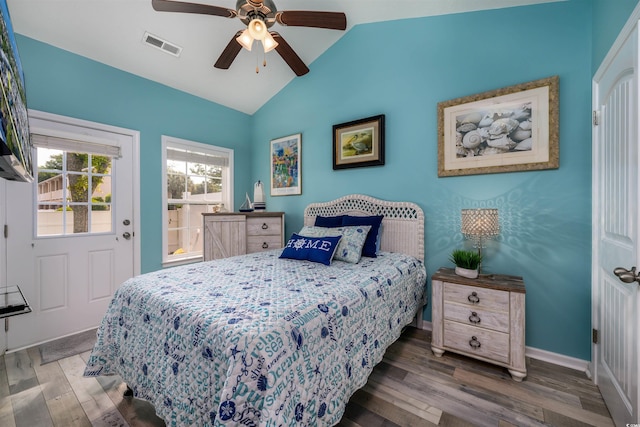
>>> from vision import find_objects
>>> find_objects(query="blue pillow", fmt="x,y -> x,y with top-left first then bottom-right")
314,215 -> 345,227
342,215 -> 384,258
299,225 -> 371,264
279,233 -> 342,265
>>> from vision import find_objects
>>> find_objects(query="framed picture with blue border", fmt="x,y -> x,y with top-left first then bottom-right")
270,133 -> 301,196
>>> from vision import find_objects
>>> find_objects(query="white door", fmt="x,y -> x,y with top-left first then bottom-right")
4,111 -> 139,350
592,20 -> 640,425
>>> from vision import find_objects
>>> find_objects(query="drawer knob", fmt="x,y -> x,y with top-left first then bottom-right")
469,312 -> 481,324
262,223 -> 269,229
262,242 -> 269,249
469,336 -> 481,349
467,291 -> 480,304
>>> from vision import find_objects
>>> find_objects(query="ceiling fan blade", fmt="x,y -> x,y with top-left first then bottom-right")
152,0 -> 236,18
214,31 -> 243,69
271,32 -> 309,76
276,11 -> 346,30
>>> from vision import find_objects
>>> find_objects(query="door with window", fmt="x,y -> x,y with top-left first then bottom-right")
592,20 -> 640,424
5,111 -> 138,349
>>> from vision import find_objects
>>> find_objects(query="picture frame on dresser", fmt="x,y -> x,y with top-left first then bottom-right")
270,133 -> 301,196
437,75 -> 559,177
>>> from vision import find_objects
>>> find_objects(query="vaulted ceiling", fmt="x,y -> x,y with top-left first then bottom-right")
8,0 -> 562,114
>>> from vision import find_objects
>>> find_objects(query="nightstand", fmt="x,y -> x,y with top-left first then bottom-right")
431,267 -> 526,381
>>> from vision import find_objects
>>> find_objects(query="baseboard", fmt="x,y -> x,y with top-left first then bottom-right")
417,321 -> 590,375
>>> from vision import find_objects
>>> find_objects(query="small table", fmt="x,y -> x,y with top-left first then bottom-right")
0,286 -> 31,318
431,268 -> 527,381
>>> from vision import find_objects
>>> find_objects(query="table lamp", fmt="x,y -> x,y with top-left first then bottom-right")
461,208 -> 499,272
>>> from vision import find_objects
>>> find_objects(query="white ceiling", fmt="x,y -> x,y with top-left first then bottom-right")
8,0 -> 562,115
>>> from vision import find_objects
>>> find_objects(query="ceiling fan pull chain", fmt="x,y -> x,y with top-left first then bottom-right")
256,52 -> 259,73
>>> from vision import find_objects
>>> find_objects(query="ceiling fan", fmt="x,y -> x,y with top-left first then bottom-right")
151,0 -> 347,76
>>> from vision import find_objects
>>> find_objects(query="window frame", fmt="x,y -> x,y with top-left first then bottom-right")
161,135 -> 234,267
32,132 -> 120,239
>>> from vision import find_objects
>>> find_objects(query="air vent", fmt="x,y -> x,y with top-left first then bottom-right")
143,32 -> 182,57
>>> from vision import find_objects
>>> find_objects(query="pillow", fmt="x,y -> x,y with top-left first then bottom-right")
342,215 -> 384,258
314,215 -> 345,227
299,225 -> 371,264
279,233 -> 342,266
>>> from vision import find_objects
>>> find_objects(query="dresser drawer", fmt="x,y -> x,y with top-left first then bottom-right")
247,217 -> 282,236
444,282 -> 509,312
443,320 -> 509,364
247,235 -> 283,253
443,302 -> 509,333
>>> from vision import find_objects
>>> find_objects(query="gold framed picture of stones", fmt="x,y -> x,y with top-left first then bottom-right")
437,76 -> 559,177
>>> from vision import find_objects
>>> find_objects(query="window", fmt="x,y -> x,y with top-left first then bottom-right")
162,136 -> 233,266
32,133 -> 120,237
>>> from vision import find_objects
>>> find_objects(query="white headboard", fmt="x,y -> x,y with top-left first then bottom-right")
303,194 -> 425,262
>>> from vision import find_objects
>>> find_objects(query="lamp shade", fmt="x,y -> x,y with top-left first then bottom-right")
262,32 -> 278,53
236,29 -> 253,51
461,208 -> 499,239
248,18 -> 267,40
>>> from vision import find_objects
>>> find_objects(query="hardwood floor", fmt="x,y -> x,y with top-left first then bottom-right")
0,327 -> 613,426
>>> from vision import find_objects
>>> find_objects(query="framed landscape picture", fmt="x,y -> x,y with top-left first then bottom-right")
437,76 -> 559,177
270,133 -> 301,196
333,114 -> 385,170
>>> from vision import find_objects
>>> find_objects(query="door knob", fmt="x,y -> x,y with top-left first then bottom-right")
122,232 -> 131,240
123,219 -> 131,226
613,266 -> 640,284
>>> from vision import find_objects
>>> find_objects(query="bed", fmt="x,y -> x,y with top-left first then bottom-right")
84,194 -> 426,426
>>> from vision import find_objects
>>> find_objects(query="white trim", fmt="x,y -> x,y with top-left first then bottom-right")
161,135 -> 234,267
525,345 -> 590,373
27,109 -> 141,276
594,3 -> 640,81
417,320 -> 591,375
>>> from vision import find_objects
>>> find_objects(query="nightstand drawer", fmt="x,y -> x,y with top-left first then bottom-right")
443,320 -> 509,364
247,217 -> 282,236
247,235 -> 283,253
444,282 -> 509,312
443,302 -> 509,333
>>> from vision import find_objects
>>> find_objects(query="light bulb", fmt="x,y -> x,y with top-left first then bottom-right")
236,29 -> 253,51
248,18 -> 267,40
262,32 -> 278,53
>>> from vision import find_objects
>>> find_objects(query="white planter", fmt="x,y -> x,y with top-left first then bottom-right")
455,266 -> 478,279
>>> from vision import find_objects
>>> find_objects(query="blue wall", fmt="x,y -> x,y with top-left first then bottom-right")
592,0 -> 639,69
14,35 -> 253,274
252,1 -> 593,359
14,0 -> 634,360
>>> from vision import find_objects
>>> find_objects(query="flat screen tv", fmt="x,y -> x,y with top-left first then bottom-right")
0,0 -> 32,182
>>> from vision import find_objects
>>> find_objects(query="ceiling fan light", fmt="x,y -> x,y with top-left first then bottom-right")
236,29 -> 254,51
262,33 -> 278,53
248,18 -> 267,40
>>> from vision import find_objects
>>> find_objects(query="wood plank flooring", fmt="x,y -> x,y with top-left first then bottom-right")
0,327 -> 613,426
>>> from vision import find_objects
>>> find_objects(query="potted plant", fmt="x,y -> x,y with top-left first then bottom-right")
449,249 -> 482,279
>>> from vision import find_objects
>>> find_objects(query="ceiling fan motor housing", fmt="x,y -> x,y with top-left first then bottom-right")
237,0 -> 277,27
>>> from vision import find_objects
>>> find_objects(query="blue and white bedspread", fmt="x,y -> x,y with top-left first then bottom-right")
84,250 -> 426,427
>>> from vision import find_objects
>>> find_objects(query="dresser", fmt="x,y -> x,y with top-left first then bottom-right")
202,212 -> 285,261
431,267 -> 526,381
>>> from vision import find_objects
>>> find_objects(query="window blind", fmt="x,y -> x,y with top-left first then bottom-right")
31,132 -> 122,158
166,147 -> 228,167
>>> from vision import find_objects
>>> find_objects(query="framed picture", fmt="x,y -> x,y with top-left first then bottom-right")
438,76 -> 559,177
270,133 -> 301,196
333,114 -> 385,170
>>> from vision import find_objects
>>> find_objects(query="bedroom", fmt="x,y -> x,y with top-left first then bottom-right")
0,0 -> 635,425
